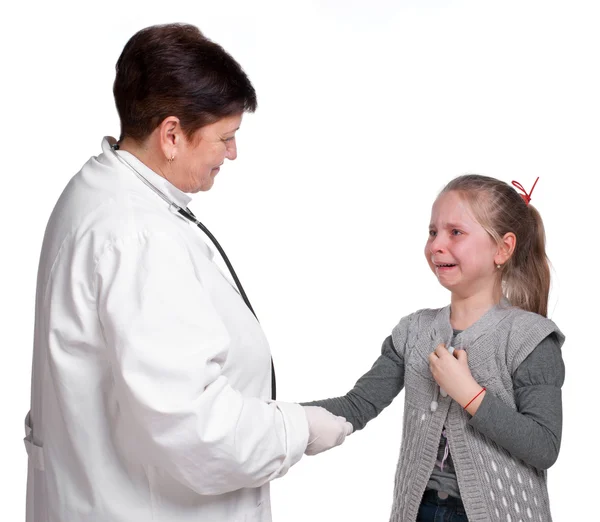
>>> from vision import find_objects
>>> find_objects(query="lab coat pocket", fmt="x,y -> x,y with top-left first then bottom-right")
24,411 -> 45,471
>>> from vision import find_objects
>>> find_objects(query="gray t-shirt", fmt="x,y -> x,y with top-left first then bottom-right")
303,330 -> 565,499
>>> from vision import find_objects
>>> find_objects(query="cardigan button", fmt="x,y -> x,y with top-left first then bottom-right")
437,491 -> 449,499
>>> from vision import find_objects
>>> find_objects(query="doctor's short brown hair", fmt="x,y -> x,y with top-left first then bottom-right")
113,23 -> 257,142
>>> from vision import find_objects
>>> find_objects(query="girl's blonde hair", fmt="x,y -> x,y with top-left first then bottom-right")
441,174 -> 550,317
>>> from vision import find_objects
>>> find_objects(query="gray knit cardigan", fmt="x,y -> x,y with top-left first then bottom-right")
390,302 -> 564,522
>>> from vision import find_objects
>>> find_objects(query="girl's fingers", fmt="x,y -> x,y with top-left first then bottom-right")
434,344 -> 447,357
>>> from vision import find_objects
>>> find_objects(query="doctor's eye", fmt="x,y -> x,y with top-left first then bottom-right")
428,229 -> 437,237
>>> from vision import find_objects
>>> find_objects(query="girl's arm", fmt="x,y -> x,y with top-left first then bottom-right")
468,332 -> 564,470
301,335 -> 404,431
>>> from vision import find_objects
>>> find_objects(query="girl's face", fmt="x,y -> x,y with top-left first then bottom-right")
424,190 -> 500,297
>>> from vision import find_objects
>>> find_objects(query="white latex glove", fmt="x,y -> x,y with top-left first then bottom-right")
303,406 -> 354,456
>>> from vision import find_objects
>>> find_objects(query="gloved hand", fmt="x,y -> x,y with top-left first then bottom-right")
303,406 -> 354,456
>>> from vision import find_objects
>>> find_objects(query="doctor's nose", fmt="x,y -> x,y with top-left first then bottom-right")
225,141 -> 237,161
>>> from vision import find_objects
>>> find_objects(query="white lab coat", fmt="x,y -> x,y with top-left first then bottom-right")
24,137 -> 309,522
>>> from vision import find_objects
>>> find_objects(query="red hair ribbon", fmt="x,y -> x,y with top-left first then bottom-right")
511,177 -> 539,205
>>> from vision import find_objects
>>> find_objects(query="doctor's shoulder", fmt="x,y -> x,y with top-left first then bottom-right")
54,190 -> 191,284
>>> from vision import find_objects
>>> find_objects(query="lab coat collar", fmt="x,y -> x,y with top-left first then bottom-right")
102,136 -> 192,210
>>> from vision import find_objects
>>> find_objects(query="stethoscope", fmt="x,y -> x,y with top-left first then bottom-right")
110,142 -> 276,400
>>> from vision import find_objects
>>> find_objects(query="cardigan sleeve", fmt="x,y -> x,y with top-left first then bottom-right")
468,332 -> 565,470
301,335 -> 405,431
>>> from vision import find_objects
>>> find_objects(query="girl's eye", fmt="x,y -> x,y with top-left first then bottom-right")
451,229 -> 462,236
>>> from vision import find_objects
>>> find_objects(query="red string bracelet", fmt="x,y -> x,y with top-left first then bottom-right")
464,387 -> 486,410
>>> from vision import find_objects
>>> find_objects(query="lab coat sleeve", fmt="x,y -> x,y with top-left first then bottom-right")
95,229 -> 309,495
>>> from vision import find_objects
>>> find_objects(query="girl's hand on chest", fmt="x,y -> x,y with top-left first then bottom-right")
429,344 -> 484,411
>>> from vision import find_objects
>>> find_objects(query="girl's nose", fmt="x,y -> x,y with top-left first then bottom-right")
430,235 -> 446,253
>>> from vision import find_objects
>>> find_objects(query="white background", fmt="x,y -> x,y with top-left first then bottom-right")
1,1 -> 597,520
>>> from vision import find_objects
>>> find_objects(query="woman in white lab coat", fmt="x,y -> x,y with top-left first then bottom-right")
24,23 -> 352,522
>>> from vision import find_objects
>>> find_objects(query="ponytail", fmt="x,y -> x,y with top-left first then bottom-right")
502,204 -> 550,317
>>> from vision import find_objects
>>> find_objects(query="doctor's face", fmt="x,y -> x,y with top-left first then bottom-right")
176,113 -> 242,193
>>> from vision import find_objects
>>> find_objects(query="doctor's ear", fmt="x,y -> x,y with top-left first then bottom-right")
157,116 -> 183,159
494,232 -> 516,266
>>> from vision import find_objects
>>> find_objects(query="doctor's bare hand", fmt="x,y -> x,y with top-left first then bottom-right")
428,344 -> 481,407
302,406 -> 354,456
